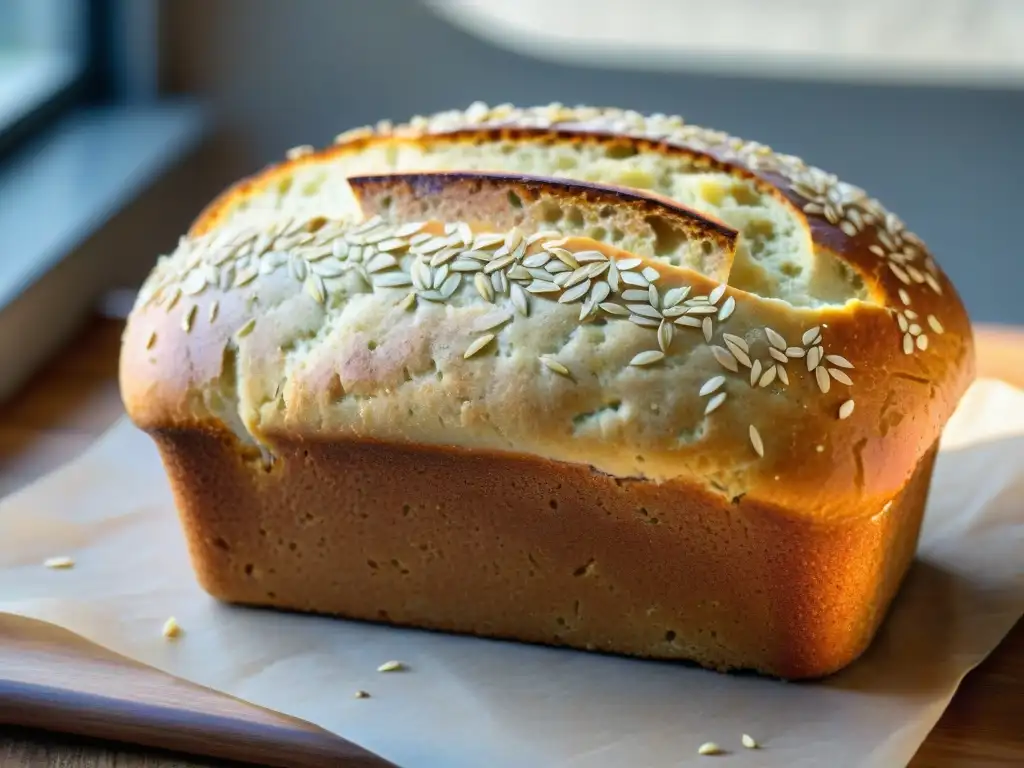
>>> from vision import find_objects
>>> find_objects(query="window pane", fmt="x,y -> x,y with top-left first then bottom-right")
0,0 -> 86,137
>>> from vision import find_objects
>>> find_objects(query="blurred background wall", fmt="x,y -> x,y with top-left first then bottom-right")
157,0 -> 1022,323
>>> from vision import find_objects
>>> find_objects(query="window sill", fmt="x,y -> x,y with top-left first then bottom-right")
0,100 -> 209,402
0,51 -> 81,136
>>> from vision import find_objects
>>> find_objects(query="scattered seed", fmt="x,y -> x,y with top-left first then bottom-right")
539,355 -> 571,377
702,317 -> 713,342
145,331 -> 157,350
630,350 -> 665,367
765,327 -> 787,350
663,286 -> 690,307
598,302 -> 629,316
749,359 -> 762,387
647,284 -> 660,308
806,346 -> 822,371
657,320 -> 674,352
395,221 -> 426,238
616,257 -> 642,271
44,556 -> 74,569
510,283 -> 529,316
685,305 -> 717,316
473,233 -> 505,250
723,337 -> 751,368
839,400 -> 855,420
629,304 -> 662,320
769,347 -> 788,363
374,272 -> 413,288
825,354 -> 854,369
464,334 -> 495,359
630,315 -> 660,328
709,345 -> 738,372
162,617 -> 182,639
182,304 -> 197,332
815,366 -> 831,393
377,660 -> 404,672
526,279 -> 560,294
523,252 -> 551,268
504,226 -> 523,252
758,364 -> 778,388
642,266 -> 660,282
828,368 -> 853,386
542,237 -> 568,252
721,333 -> 749,354
235,318 -> 256,339
697,742 -> 723,756
589,281 -> 611,304
485,254 -> 516,274
559,280 -> 591,304
305,275 -> 327,304
439,272 -> 462,299
475,272 -> 495,302
700,376 -> 726,396
741,734 -> 759,750
927,314 -> 944,334
675,316 -> 702,328
717,296 -> 736,321
286,144 -> 314,160
802,326 -> 821,346
704,392 -> 727,414
749,425 -> 764,457
776,363 -> 789,386
621,271 -> 649,288
354,690 -> 370,699
708,284 -> 727,305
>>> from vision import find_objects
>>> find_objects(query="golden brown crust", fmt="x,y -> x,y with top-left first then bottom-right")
120,104 -> 977,677
151,426 -> 935,680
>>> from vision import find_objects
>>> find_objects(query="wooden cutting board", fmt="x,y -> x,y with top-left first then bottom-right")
0,613 -> 391,767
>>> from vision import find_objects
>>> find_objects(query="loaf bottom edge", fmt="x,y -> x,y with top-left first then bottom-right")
150,428 -> 934,680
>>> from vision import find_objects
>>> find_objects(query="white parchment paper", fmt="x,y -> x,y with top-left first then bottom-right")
1,379 -> 1022,767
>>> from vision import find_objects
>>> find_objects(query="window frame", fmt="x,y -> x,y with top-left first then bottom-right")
0,0 -> 107,165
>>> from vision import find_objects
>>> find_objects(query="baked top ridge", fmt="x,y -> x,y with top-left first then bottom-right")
120,105 -> 975,521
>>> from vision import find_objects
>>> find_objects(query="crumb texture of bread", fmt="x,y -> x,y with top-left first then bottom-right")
120,104 -> 976,678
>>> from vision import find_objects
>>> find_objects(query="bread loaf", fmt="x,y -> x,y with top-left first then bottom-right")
119,104 -> 975,679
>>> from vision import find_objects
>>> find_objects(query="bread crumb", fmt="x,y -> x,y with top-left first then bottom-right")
44,556 -> 74,569
354,690 -> 370,699
162,617 -> 182,639
697,742 -> 723,756
377,660 -> 404,672
741,733 -> 759,749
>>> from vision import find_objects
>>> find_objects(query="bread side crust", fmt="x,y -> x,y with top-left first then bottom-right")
151,424 -> 935,680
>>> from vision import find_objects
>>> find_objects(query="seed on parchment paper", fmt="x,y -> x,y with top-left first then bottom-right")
43,556 -> 74,569
697,741 -> 723,756
354,690 -> 370,699
162,617 -> 182,639
377,660 -> 405,672
741,733 -> 759,749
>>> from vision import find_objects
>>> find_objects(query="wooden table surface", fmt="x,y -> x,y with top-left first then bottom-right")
1,316 -> 1022,767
